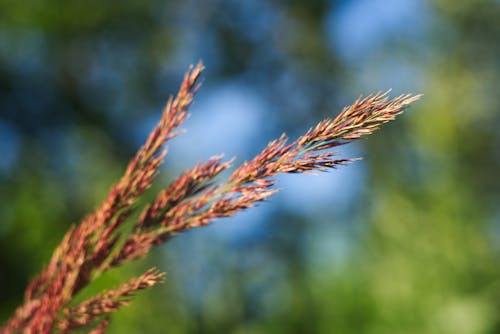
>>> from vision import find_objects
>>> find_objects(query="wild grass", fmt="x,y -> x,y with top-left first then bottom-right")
1,62 -> 420,334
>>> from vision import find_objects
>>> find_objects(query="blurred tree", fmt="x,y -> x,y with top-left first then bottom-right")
0,0 -> 499,333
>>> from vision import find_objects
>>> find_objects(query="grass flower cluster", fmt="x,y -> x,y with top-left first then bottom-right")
1,63 -> 420,333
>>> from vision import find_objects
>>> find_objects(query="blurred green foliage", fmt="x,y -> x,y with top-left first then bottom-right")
0,0 -> 499,333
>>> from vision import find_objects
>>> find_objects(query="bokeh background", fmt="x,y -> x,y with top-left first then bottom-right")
1,0 -> 499,333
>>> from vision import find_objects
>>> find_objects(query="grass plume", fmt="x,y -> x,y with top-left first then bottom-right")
1,63 -> 420,333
